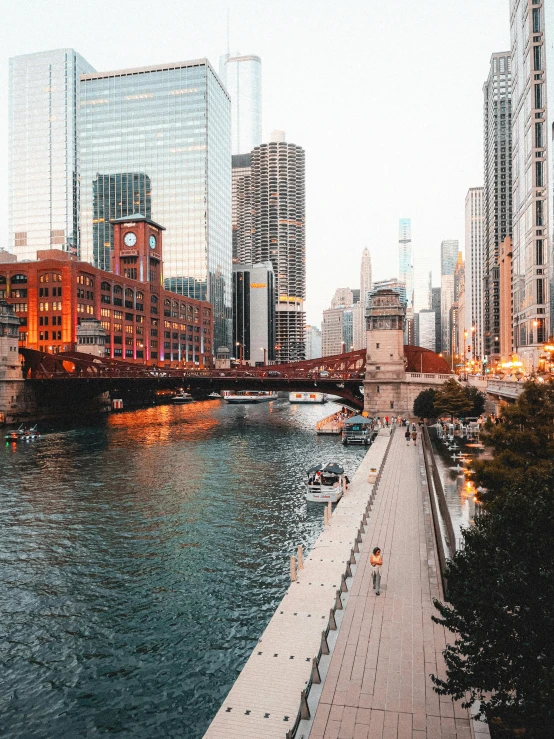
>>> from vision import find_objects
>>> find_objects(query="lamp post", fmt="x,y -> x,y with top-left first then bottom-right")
236,341 -> 243,365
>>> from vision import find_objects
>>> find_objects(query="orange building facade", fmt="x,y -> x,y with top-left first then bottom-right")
0,215 -> 213,366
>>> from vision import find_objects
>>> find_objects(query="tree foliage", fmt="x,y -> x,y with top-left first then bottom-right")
466,384 -> 486,417
413,388 -> 437,420
432,471 -> 554,734
434,378 -> 475,420
473,380 -> 554,507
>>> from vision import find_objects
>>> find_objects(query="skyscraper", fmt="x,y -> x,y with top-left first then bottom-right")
232,261 -> 275,364
219,54 -> 262,155
305,325 -> 322,359
432,287 -> 442,354
398,218 -> 413,308
360,248 -> 372,307
483,51 -> 512,362
80,59 -> 232,350
440,239 -> 459,356
232,153 -> 251,263
511,0 -> 554,370
412,245 -> 432,313
465,187 -> 484,360
8,49 -> 95,260
236,131 -> 306,363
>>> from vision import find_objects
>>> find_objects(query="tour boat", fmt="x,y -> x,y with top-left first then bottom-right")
306,462 -> 347,503
4,425 -> 40,442
288,392 -> 327,404
222,390 -> 277,404
172,391 -> 194,403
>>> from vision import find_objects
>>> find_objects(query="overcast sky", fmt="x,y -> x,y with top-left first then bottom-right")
0,0 -> 510,325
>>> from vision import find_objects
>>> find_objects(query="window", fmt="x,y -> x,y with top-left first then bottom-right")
101,281 -> 111,291
12,303 -> 28,313
113,285 -> 123,295
39,316 -> 49,326
101,294 -> 111,304
11,274 -> 27,285
39,302 -> 49,312
39,287 -> 49,297
533,7 -> 541,32
536,240 -> 543,264
11,289 -> 27,298
537,279 -> 544,304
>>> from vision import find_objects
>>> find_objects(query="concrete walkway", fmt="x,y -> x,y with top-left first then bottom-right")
308,432 -> 473,739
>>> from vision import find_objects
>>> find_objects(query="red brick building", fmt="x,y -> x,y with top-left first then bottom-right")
0,215 -> 213,366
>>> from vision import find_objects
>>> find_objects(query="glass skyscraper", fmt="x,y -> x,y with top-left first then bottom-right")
219,54 -> 262,155
8,49 -> 95,261
80,60 -> 232,350
398,218 -> 413,308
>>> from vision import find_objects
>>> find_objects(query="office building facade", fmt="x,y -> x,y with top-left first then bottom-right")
415,310 -> 436,353
483,51 -> 512,361
219,54 -> 262,155
511,0 -> 554,370
8,49 -> 95,261
464,187 -> 485,359
80,59 -> 232,351
432,287 -> 442,353
305,324 -> 322,359
232,262 -> 275,365
232,154 -> 251,263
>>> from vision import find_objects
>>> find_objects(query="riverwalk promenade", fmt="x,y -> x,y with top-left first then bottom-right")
205,429 -> 481,738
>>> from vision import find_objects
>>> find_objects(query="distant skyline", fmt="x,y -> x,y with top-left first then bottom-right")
0,0 -> 510,325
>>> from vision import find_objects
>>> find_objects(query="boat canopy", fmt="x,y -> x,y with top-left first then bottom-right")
343,415 -> 372,426
323,463 -> 344,475
307,464 -> 324,475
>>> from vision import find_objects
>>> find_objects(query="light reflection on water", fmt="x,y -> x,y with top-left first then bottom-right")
0,399 -> 367,738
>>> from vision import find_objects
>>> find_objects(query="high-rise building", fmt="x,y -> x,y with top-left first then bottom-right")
441,240 -> 459,276
236,131 -> 306,363
79,59 -> 232,351
8,49 -> 95,261
432,287 -> 442,354
232,262 -> 275,365
330,287 -> 354,309
219,54 -> 262,155
322,306 -> 354,356
415,310 -> 436,353
360,248 -> 372,307
398,218 -> 413,308
511,0 -> 554,371
453,254 -> 465,361
232,154 -> 251,263
499,236 -> 513,361
464,187 -> 485,359
483,51 -> 512,362
412,245 -> 432,313
370,278 -> 407,307
440,240 -> 459,357
305,324 -> 322,360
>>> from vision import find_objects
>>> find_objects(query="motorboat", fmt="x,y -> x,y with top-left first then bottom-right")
207,392 -> 222,399
341,415 -> 375,446
306,462 -> 347,503
172,391 -> 194,403
5,425 -> 40,442
288,392 -> 327,404
222,390 -> 277,404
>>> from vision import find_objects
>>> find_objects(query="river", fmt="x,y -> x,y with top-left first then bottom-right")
0,398 -> 367,738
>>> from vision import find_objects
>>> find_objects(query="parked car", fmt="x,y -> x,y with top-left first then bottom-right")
267,370 -> 281,377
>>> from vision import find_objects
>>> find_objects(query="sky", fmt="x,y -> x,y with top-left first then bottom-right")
0,0 -> 510,326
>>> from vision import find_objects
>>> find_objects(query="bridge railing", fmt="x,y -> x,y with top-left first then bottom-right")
406,372 -> 452,382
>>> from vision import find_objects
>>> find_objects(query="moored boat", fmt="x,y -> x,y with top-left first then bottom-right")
172,391 -> 194,403
288,392 -> 327,404
306,462 -> 347,503
222,391 -> 277,404
4,425 -> 40,442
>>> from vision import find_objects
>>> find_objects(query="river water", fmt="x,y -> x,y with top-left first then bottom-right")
0,398 -> 367,739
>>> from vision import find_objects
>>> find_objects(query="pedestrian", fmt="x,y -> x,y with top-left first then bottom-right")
405,428 -> 411,445
370,547 -> 383,595
411,428 -> 417,445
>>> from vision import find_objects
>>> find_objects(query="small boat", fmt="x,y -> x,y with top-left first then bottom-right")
289,392 -> 327,404
306,462 -> 347,503
172,391 -> 194,403
222,391 -> 277,404
207,392 -> 222,399
5,425 -> 40,442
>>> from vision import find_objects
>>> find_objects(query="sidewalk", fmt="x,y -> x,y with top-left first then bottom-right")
308,431 -> 473,738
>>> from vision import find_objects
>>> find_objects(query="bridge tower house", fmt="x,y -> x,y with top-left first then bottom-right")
364,289 -> 411,418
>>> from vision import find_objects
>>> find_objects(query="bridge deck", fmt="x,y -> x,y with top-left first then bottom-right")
307,431 -> 475,739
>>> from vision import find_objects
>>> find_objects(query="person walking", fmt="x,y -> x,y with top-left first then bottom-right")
411,428 -> 417,445
405,428 -> 411,446
370,547 -> 383,595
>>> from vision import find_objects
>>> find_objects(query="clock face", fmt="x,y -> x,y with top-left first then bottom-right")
124,232 -> 137,247
149,235 -> 156,249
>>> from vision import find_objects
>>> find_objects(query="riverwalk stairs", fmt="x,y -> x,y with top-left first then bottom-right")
204,429 -> 480,738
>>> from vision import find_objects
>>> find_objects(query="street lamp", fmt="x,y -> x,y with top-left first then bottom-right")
236,341 -> 243,365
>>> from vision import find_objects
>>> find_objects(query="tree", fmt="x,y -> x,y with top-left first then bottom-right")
434,378 -> 474,420
466,385 -> 486,417
473,380 -> 554,506
432,471 -> 554,735
413,388 -> 437,420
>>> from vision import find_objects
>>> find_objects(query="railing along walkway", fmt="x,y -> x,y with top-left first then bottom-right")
306,431 -> 474,738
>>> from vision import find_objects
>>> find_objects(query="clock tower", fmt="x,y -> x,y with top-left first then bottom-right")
364,289 -> 408,416
111,215 -> 166,286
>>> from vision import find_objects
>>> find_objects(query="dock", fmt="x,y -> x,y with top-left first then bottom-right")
204,429 -> 484,738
